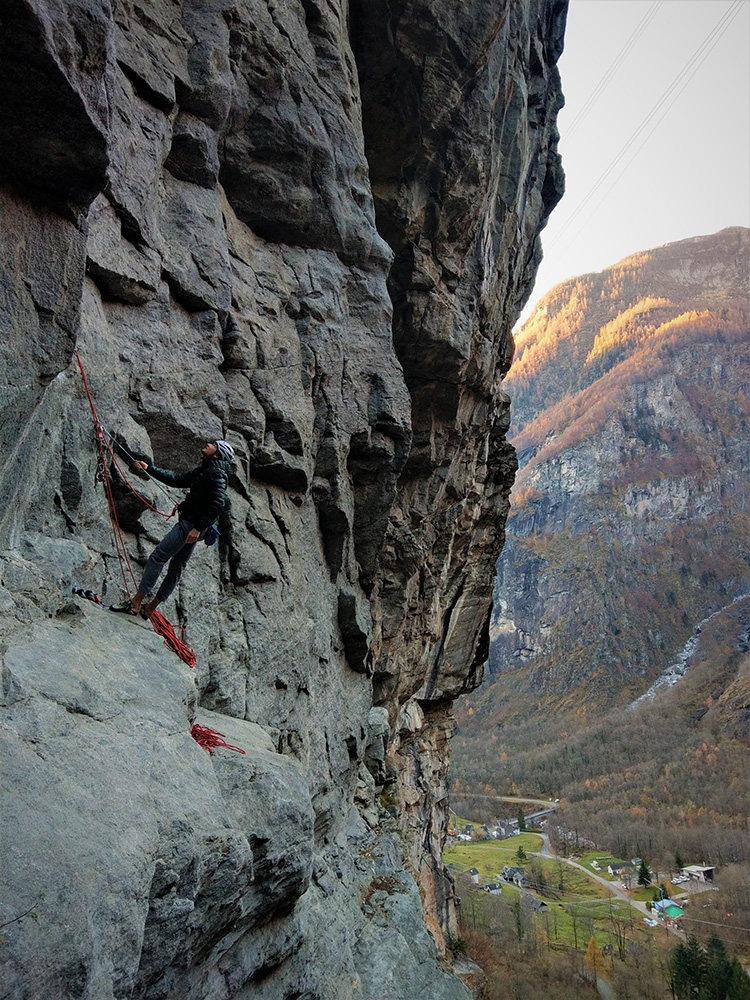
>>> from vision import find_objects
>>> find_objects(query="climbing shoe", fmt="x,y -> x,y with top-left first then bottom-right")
110,597 -> 137,614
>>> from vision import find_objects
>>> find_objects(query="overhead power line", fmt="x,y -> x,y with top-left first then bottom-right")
548,0 -> 746,254
564,0 -> 664,141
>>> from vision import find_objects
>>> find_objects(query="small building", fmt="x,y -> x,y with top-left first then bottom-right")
682,865 -> 715,883
501,865 -> 528,887
495,821 -> 516,839
653,898 -> 685,927
608,862 -> 634,876
467,867 -> 480,884
521,893 -> 548,913
482,883 -> 502,895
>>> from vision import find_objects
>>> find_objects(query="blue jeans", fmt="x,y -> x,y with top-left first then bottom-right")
138,520 -> 207,602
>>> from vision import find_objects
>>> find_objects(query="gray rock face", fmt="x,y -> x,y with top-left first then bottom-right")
0,0 -> 565,996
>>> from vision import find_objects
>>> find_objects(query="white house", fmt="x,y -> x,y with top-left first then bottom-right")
682,865 -> 715,883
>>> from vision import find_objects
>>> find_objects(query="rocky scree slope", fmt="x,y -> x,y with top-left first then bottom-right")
488,228 -> 750,710
0,1 -> 566,998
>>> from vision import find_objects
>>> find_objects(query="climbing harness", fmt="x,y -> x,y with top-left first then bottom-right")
191,723 -> 246,755
74,349 -> 197,668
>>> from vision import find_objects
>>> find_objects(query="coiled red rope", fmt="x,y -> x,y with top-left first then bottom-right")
190,724 -> 246,755
150,610 -> 197,668
74,349 -> 197,668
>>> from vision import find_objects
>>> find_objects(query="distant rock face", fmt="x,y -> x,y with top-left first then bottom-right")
489,228 -> 750,705
0,1 -> 566,996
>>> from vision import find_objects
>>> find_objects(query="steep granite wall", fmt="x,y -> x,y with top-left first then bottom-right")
0,1 -> 566,996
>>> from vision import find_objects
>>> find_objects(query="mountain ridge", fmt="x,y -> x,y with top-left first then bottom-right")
490,227 -> 750,705
510,226 -> 749,438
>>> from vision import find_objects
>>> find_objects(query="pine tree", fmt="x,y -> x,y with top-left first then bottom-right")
674,848 -> 684,872
637,858 -> 651,886
703,934 -> 731,1000
517,806 -> 527,832
670,941 -> 691,999
727,958 -> 750,1000
671,937 -> 707,1000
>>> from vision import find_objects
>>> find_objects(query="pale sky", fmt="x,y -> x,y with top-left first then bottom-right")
517,0 -> 750,325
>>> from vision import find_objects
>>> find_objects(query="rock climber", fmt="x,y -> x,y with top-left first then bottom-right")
110,439 -> 234,618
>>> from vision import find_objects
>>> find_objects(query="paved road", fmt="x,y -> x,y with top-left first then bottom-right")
597,975 -> 616,1000
535,833 -> 684,939
536,833 -> 644,908
452,793 -> 557,809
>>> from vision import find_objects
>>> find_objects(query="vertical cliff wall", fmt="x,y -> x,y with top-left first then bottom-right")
0,1 -> 565,997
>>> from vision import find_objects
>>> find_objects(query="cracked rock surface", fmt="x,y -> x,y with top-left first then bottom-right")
0,0 -> 566,996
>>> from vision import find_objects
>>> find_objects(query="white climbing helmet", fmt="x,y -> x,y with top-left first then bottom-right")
215,439 -> 235,462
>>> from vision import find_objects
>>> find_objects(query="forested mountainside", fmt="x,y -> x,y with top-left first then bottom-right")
454,590 -> 750,869
0,1 -> 567,997
451,227 -> 750,872
508,227 -> 749,437
491,227 -> 750,704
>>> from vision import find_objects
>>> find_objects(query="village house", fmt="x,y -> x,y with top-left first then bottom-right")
653,898 -> 685,928
682,865 -> 716,883
501,866 -> 529,888
482,884 -> 503,896
607,862 -> 634,877
495,821 -> 517,839
522,893 -> 548,913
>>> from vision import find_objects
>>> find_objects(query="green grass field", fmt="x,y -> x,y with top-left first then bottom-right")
531,856 -> 612,900
544,898 -> 646,950
446,837 -> 613,902
453,877 -> 656,956
445,833 -> 544,877
576,851 -> 621,878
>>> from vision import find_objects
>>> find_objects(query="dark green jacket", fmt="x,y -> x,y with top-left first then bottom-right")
148,458 -> 231,530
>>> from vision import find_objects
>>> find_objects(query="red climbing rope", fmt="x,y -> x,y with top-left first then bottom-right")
75,349 -> 138,594
190,724 -> 246,755
150,610 -> 197,668
100,429 -> 178,520
75,352 -> 177,521
74,349 -> 197,668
